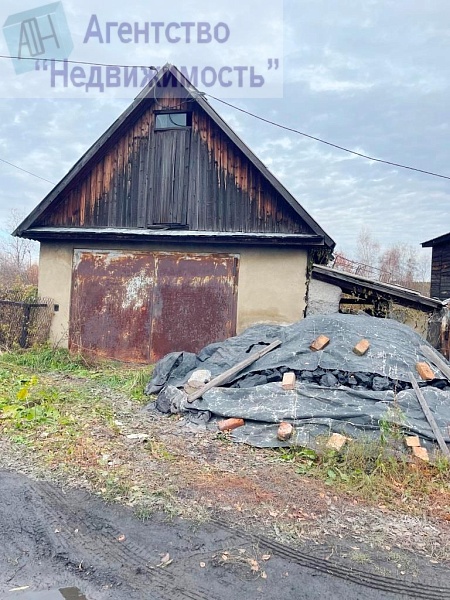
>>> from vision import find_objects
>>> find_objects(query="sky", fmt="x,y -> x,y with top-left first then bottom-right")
0,0 -> 449,262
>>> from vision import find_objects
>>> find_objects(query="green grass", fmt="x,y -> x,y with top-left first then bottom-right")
0,345 -> 153,401
0,345 -> 153,437
1,345 -> 449,521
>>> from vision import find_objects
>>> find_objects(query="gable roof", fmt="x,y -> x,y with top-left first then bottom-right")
422,232 -> 450,248
14,64 -> 334,248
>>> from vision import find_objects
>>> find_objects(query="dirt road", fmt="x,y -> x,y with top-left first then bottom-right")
1,471 -> 449,600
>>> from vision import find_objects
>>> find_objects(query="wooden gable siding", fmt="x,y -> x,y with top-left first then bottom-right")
430,244 -> 450,300
36,91 -> 312,235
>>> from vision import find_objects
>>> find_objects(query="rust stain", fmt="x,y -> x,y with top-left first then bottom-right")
70,250 -> 155,363
70,250 -> 239,364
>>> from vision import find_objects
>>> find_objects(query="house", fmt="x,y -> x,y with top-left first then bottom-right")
14,64 -> 334,363
422,232 -> 450,301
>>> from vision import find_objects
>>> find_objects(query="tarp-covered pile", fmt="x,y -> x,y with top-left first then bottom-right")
144,314 -> 450,450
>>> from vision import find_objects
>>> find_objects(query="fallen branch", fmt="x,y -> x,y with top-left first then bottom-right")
187,339 -> 282,403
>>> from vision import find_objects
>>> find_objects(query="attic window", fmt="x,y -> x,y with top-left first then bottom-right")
155,112 -> 191,130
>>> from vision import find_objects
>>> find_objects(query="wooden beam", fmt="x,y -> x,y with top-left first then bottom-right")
187,339 -> 282,403
408,372 -> 450,458
420,345 -> 450,381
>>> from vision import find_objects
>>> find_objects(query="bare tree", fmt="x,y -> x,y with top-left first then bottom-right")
356,227 -> 380,277
336,227 -> 431,295
0,209 -> 39,288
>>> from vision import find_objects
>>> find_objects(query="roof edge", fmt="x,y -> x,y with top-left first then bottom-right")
23,227 -> 326,247
312,264 -> 442,309
422,232 -> 450,248
13,64 -> 172,237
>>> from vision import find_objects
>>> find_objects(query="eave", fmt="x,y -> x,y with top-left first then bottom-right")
24,227 -> 325,247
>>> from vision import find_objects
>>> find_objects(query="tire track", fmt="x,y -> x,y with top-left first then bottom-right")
31,481 -> 218,600
211,519 -> 450,599
28,479 -> 450,600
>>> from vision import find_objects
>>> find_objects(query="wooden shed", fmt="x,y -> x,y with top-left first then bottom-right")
422,233 -> 450,301
14,64 -> 334,363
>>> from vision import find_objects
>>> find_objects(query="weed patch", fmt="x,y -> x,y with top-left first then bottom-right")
276,436 -> 450,513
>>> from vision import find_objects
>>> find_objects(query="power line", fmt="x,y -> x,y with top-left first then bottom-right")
207,95 -> 450,181
0,54 -> 449,181
0,157 -> 55,184
0,54 -> 158,70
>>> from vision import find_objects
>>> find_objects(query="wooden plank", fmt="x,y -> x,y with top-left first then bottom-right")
420,345 -> 450,381
409,371 -> 450,458
187,339 -> 282,403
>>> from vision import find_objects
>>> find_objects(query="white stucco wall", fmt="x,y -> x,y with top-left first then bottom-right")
307,278 -> 342,316
38,241 -> 309,349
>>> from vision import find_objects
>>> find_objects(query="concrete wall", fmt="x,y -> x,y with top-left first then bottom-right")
38,241 -> 309,349
307,279 -> 342,316
38,244 -> 73,347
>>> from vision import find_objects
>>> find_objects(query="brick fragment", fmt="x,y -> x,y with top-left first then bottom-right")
353,339 -> 370,356
326,433 -> 349,451
416,362 -> 435,381
277,422 -> 294,441
404,435 -> 421,448
412,446 -> 429,462
218,418 -> 245,432
282,372 -> 296,390
310,335 -> 330,352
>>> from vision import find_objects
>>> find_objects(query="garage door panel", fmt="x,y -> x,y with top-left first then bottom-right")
150,254 -> 238,362
70,250 -> 155,363
70,250 -> 238,364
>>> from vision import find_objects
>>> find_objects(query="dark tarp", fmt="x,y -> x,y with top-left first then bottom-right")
145,314 -> 450,449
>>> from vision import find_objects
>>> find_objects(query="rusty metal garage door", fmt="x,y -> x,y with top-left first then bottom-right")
70,250 -> 155,362
70,250 -> 238,363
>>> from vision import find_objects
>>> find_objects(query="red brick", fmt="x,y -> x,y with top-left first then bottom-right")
412,446 -> 429,462
218,418 -> 245,432
326,433 -> 349,451
416,362 -> 435,381
405,436 -> 421,448
353,339 -> 370,356
277,422 -> 294,441
310,335 -> 330,352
